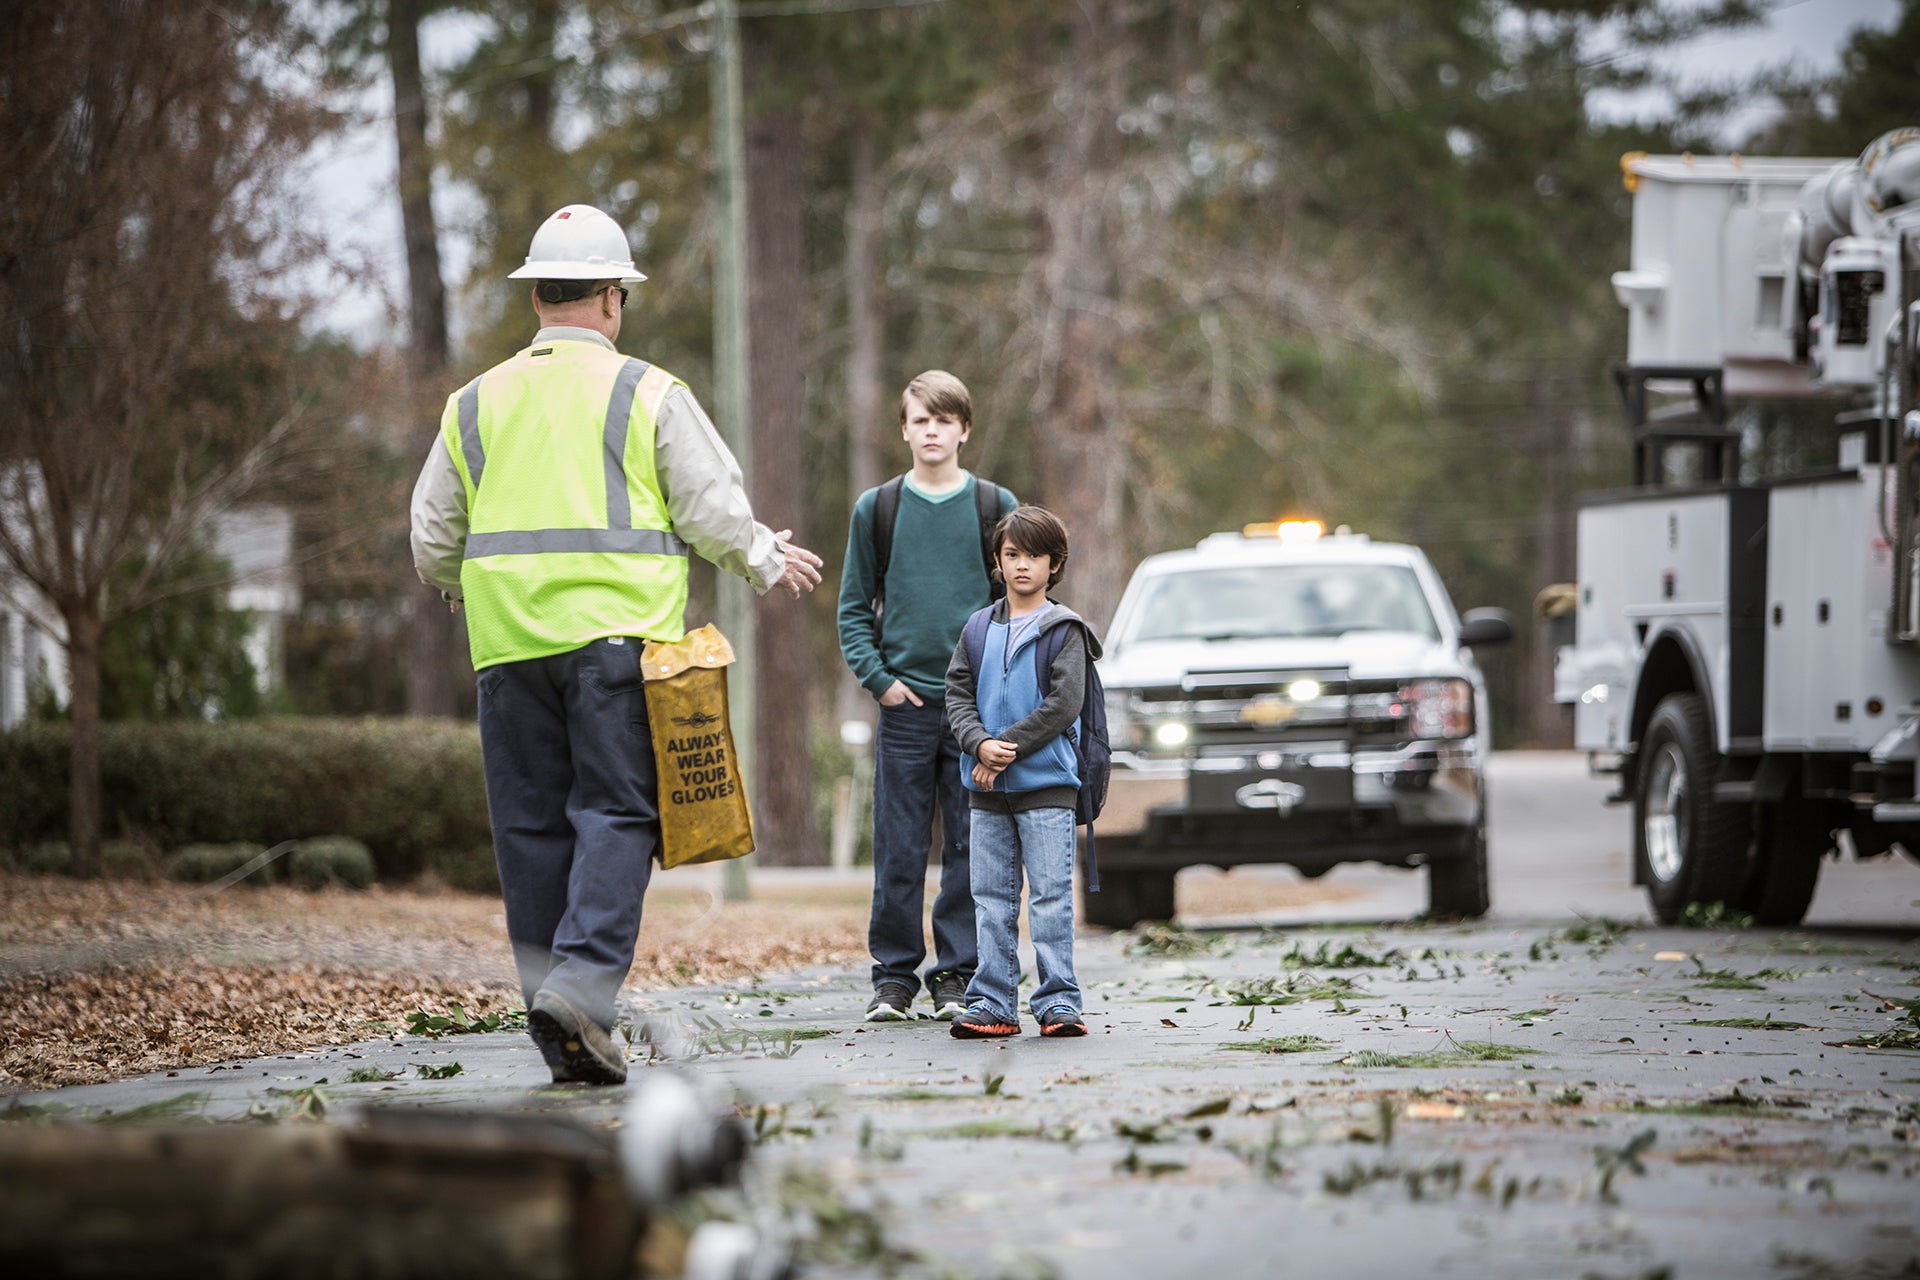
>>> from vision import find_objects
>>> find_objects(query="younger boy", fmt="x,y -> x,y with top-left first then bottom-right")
838,371 -> 1017,1022
943,506 -> 1102,1038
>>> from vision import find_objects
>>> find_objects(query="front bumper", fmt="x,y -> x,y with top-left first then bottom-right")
1098,738 -> 1483,869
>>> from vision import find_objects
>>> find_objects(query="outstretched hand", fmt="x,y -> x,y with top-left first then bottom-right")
770,529 -> 823,598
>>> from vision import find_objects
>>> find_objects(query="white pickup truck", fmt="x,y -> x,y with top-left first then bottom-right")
1088,522 -> 1513,927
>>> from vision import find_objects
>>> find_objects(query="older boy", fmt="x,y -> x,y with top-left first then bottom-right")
944,505 -> 1101,1038
837,371 -> 1017,1021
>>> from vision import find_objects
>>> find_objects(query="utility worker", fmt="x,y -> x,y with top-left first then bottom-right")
410,203 -> 823,1085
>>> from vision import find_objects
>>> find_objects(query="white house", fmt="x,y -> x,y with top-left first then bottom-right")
0,505 -> 300,729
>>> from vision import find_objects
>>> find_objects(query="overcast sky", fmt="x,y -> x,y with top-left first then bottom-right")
305,0 -> 1904,345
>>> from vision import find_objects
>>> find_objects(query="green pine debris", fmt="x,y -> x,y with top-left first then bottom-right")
1341,1038 -> 1538,1069
1126,924 -> 1226,958
1277,941 -> 1403,969
1323,1157 -> 1465,1199
1826,991 -> 1920,1050
414,1062 -> 463,1080
1223,1035 -> 1336,1054
1216,973 -> 1370,1005
263,1083 -> 330,1121
942,1119 -> 1046,1140
1593,1128 -> 1656,1202
1629,1086 -> 1807,1117
1682,1014 -> 1809,1030
404,1003 -> 522,1037
96,1091 -> 213,1126
1690,957 -> 1767,989
1679,901 -> 1755,929
1114,1147 -> 1188,1178
343,1066 -> 402,1083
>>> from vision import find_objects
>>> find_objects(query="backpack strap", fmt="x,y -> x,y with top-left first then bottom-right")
870,474 -> 905,607
975,478 -> 1003,593
1035,620 -> 1065,694
962,608 -> 993,686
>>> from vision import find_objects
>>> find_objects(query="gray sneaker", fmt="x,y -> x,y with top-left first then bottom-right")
864,980 -> 916,1022
928,972 -> 970,1021
528,989 -> 628,1085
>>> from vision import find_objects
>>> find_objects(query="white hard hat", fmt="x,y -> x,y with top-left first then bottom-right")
507,204 -> 646,284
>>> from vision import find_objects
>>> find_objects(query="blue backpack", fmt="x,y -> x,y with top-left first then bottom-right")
961,611 -> 1110,891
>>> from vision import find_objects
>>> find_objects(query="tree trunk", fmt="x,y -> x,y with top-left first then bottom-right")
389,0 -> 462,719
838,127 -> 885,727
1031,10 -> 1128,630
846,129 -> 884,505
63,606 -> 103,877
742,18 -> 822,865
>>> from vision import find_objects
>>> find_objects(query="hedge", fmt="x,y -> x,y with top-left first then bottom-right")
0,718 -> 495,887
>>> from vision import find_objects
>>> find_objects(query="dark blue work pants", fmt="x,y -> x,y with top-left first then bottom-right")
476,637 -> 656,1030
868,698 -> 976,993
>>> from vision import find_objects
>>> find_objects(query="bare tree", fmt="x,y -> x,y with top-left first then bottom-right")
0,0 -> 336,873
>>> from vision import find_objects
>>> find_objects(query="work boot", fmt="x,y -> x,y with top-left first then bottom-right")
528,989 -> 628,1085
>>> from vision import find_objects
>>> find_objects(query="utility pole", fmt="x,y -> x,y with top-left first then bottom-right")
711,0 -> 754,902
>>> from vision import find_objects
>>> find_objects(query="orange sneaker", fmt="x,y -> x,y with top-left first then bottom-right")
950,1008 -> 1021,1039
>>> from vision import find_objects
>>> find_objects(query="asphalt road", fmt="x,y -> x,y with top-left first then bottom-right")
11,752 -> 1920,1280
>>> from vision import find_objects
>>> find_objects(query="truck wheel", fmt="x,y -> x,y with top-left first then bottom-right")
1426,821 -> 1490,920
1081,869 -> 1176,930
1635,693 -> 1751,924
1738,799 -> 1831,926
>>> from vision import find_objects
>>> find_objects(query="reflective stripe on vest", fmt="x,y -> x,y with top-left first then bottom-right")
459,357 -> 689,562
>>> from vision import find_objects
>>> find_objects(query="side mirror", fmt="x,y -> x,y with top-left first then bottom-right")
1458,607 -> 1514,648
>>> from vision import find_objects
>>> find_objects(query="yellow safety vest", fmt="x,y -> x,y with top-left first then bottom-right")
441,341 -> 691,669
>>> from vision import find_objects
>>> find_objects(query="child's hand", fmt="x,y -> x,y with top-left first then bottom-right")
971,761 -> 1002,789
978,738 -> 1017,767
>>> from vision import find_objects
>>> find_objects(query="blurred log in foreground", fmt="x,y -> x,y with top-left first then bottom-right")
0,1073 -> 778,1280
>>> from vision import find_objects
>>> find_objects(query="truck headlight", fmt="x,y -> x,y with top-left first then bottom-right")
1397,678 -> 1474,739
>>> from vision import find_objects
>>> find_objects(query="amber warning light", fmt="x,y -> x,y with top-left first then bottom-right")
1242,518 -> 1325,543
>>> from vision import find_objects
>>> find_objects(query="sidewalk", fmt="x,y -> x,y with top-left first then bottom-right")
12,904 -> 1920,1279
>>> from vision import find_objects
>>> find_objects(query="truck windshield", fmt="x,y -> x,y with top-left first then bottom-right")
1127,563 -> 1440,643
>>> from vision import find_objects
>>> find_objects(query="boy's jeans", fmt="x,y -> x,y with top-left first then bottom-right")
965,806 -> 1080,1021
869,699 -> 976,993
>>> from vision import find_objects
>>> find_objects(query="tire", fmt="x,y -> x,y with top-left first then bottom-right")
1635,693 -> 1752,924
1082,868 -> 1177,930
1426,821 -> 1490,920
1737,798 -> 1832,926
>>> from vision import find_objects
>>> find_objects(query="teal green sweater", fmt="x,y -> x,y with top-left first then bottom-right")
837,475 -> 1017,703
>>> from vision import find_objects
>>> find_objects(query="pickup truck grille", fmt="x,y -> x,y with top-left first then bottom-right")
1127,671 -> 1406,745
